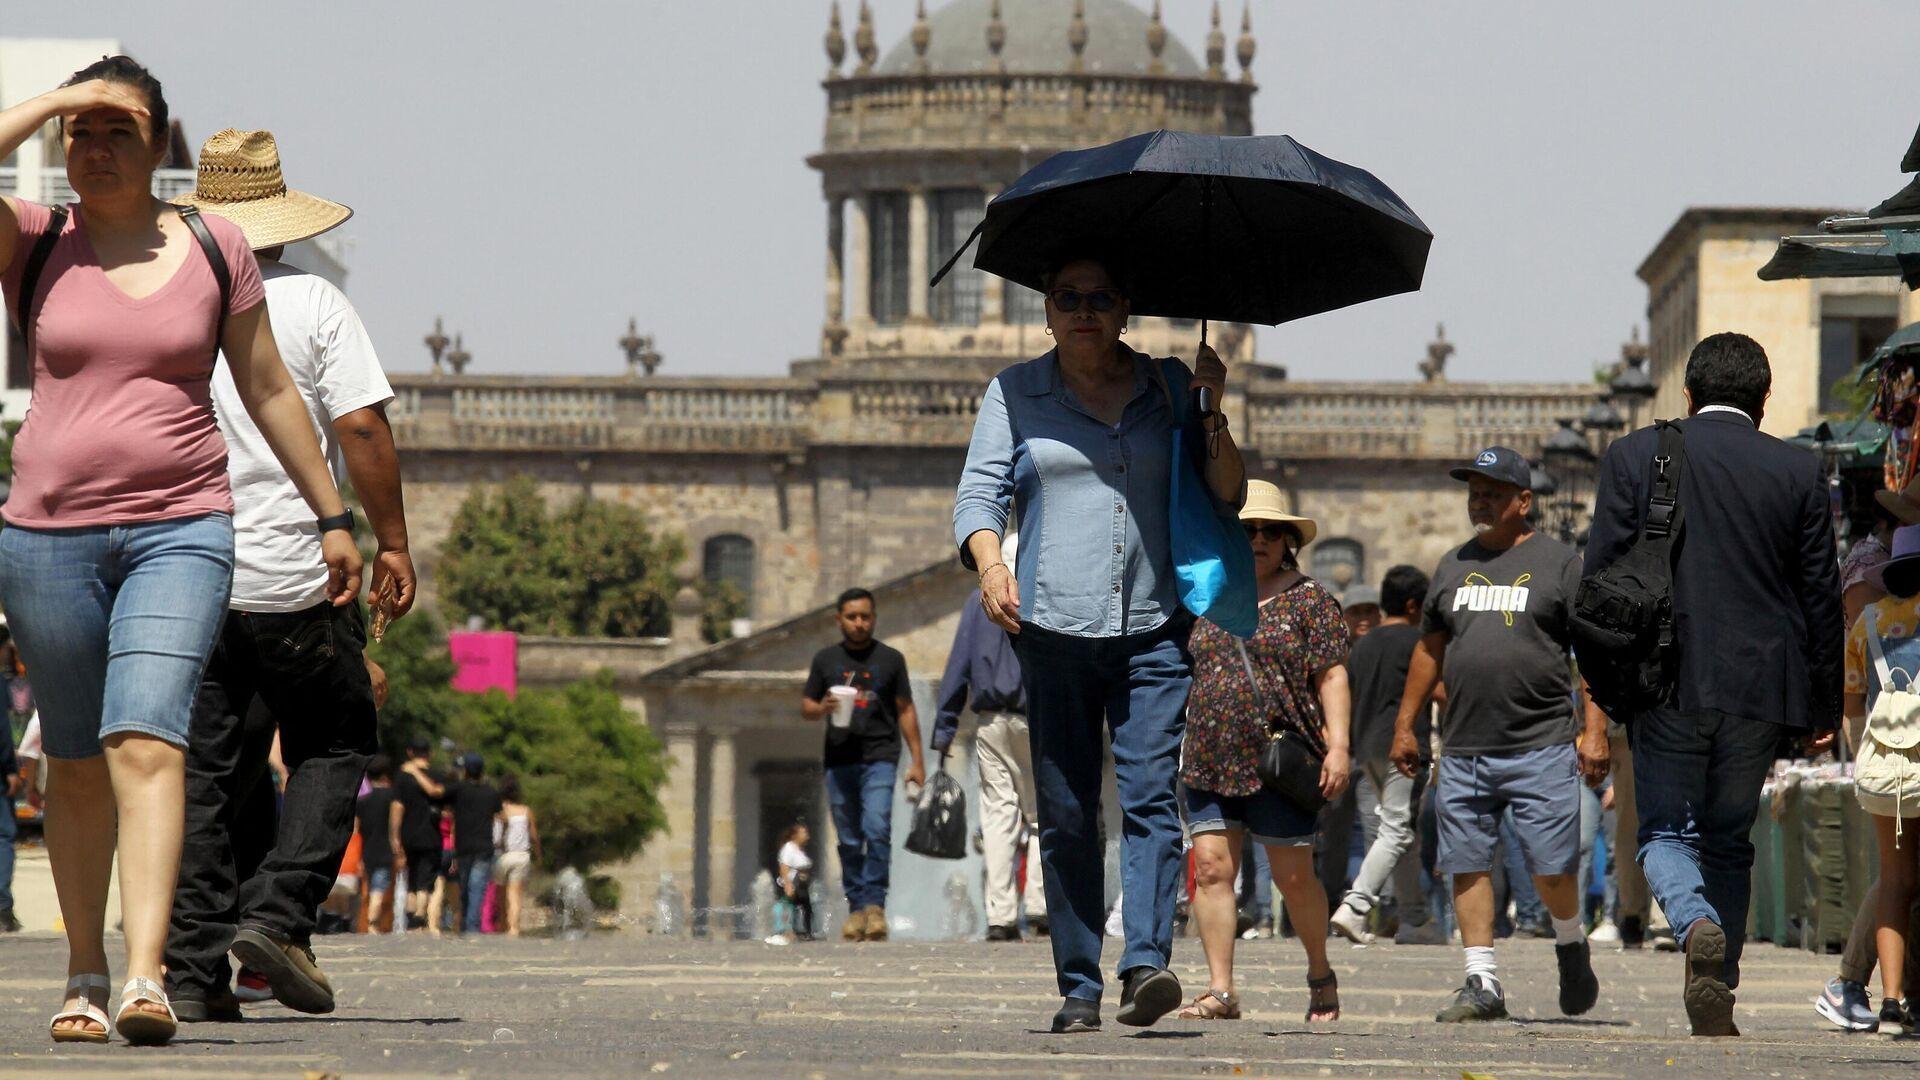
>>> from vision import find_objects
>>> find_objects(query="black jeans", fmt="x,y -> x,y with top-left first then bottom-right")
166,601 -> 377,995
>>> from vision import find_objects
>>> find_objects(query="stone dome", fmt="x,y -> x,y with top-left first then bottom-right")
876,0 -> 1203,78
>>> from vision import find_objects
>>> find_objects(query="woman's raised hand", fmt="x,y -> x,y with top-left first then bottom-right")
1192,341 -> 1227,407
52,79 -> 151,121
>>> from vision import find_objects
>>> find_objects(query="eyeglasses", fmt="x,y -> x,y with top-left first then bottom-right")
1047,288 -> 1124,313
1243,522 -> 1296,542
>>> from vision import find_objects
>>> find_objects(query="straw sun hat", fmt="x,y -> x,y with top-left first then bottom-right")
171,129 -> 351,251
1240,479 -> 1317,546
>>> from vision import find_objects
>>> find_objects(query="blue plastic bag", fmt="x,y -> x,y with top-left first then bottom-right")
1165,383 -> 1257,638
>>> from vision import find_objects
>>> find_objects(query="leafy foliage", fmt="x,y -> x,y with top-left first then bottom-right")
699,578 -> 748,644
447,672 -> 670,871
435,477 -> 681,637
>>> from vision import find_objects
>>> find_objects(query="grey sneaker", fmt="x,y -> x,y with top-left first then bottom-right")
1328,902 -> 1375,945
1436,974 -> 1508,1022
1815,977 -> 1878,1032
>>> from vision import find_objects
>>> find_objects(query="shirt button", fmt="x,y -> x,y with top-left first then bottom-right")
1116,464 -> 1127,474
1112,584 -> 1121,593
1114,544 -> 1123,554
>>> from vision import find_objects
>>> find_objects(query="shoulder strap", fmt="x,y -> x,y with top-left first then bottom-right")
175,205 -> 231,355
1639,420 -> 1688,546
1146,355 -> 1182,423
12,204 -> 71,348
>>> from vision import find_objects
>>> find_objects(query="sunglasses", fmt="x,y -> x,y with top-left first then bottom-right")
1243,522 -> 1296,542
1048,288 -> 1124,313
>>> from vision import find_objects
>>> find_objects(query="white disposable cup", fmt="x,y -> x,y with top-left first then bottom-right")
827,686 -> 858,728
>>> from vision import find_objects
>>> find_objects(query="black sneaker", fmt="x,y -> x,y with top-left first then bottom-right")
1051,997 -> 1101,1034
0,907 -> 19,933
984,924 -> 1020,943
230,925 -> 335,1014
1028,913 -> 1049,938
1881,996 -> 1913,1036
1115,966 -> 1182,1027
171,985 -> 243,1023
1682,919 -> 1736,1037
1556,939 -> 1600,1016
1436,974 -> 1508,1022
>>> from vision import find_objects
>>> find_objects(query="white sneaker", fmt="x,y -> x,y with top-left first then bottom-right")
1328,902 -> 1375,945
1588,918 -> 1621,945
1104,904 -> 1125,938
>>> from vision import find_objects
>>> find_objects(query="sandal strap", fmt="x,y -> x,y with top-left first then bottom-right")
1307,972 -> 1338,990
117,977 -> 175,1022
49,1001 -> 110,1034
65,973 -> 111,994
1205,988 -> 1238,1007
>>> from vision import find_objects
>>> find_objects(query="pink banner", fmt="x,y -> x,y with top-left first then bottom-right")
448,631 -> 517,698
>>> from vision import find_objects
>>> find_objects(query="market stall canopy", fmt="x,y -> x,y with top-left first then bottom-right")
1788,415 -> 1889,464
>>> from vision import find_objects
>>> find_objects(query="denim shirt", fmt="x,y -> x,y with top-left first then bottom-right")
953,346 -> 1188,638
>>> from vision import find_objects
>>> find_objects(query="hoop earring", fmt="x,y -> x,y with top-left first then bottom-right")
1120,325 -> 1127,335
1044,327 -> 1054,337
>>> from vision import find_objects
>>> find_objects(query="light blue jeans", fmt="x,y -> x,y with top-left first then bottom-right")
0,514 -> 233,759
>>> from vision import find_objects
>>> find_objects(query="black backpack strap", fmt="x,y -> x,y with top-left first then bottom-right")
12,204 -> 72,349
1640,420 -> 1688,545
175,204 -> 231,354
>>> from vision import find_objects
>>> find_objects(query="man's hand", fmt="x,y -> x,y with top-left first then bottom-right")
1389,728 -> 1423,779
979,563 -> 1021,634
1577,723 -> 1611,788
372,548 -> 417,622
904,758 -> 927,791
322,530 -> 365,606
365,656 -> 389,710
4,774 -> 17,799
1802,730 -> 1838,758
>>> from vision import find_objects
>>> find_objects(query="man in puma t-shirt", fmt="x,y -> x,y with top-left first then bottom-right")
1389,446 -> 1609,1025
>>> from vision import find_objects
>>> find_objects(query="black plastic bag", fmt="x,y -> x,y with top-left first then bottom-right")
905,769 -> 968,860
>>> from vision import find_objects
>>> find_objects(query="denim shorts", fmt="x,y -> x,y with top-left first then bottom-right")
0,513 -> 233,759
368,866 -> 394,894
1434,741 -> 1582,876
1182,784 -> 1317,847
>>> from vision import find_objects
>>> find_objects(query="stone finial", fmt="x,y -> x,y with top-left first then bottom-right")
1419,323 -> 1453,383
986,0 -> 1007,71
1146,0 -> 1168,75
1068,0 -> 1089,73
824,1 -> 847,76
1236,1 -> 1256,83
854,0 -> 878,74
446,333 -> 471,376
424,315 -> 449,373
1206,1 -> 1226,79
620,317 -> 662,377
1621,324 -> 1648,367
911,0 -> 931,73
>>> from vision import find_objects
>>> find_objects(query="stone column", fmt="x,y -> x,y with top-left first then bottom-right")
907,188 -> 931,324
825,196 -> 845,324
846,193 -> 873,327
706,731 -> 738,933
661,727 -> 700,925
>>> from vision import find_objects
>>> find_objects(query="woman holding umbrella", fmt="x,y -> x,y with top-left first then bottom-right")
953,251 -> 1246,1034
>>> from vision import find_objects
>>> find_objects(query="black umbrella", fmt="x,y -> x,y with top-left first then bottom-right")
931,129 -> 1433,334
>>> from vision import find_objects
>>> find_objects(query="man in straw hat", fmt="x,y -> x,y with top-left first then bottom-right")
1389,446 -> 1608,1025
163,129 -> 415,1021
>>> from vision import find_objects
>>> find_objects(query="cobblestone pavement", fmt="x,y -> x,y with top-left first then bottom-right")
2,930 -> 1918,1077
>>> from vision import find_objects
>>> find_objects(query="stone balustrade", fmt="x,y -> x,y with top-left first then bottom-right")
821,73 -> 1252,151
387,372 -> 1598,461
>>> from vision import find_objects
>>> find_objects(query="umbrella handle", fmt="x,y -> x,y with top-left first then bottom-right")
1194,318 -> 1213,417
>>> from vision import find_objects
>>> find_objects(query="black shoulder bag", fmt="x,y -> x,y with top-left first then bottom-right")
14,204 -> 231,364
1238,639 -> 1330,813
1570,420 -> 1687,716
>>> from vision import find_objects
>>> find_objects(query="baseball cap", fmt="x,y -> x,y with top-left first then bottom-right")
1448,446 -> 1533,490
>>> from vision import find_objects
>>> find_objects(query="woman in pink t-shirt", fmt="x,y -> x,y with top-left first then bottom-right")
0,57 -> 362,1047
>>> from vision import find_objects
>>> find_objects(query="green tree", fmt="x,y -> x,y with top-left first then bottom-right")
698,578 -> 748,644
436,477 -> 681,637
448,671 -> 670,871
364,606 -> 464,760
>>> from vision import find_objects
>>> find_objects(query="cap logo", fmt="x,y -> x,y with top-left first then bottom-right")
1476,450 -> 1498,466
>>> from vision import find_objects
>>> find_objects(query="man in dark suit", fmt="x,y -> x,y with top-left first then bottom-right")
1585,332 -> 1843,1037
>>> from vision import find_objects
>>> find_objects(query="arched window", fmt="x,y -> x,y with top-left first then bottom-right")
702,534 -> 756,614
1310,538 -> 1365,601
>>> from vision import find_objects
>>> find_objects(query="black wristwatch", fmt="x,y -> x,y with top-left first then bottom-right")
317,509 -> 356,535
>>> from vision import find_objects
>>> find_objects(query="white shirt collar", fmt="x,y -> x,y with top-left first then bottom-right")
1696,404 -> 1755,425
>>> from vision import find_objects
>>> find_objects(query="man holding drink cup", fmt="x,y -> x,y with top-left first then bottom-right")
802,588 -> 926,941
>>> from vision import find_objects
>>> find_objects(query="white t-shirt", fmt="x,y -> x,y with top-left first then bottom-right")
778,841 -> 813,872
211,261 -> 393,612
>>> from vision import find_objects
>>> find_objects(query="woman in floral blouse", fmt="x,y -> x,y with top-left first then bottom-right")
1178,481 -> 1352,1022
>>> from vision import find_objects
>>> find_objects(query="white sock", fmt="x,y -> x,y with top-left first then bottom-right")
1464,945 -> 1499,989
1552,913 -> 1586,946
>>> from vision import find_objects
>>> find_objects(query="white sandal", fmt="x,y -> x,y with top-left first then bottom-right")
49,973 -> 112,1044
114,976 -> 177,1046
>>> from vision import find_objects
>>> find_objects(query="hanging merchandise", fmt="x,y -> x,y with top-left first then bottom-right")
1872,352 -> 1920,492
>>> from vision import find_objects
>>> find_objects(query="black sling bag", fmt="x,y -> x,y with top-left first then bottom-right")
13,203 -> 231,361
1570,420 -> 1687,716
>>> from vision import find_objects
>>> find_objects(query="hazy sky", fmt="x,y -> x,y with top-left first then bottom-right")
14,2 -> 1917,382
